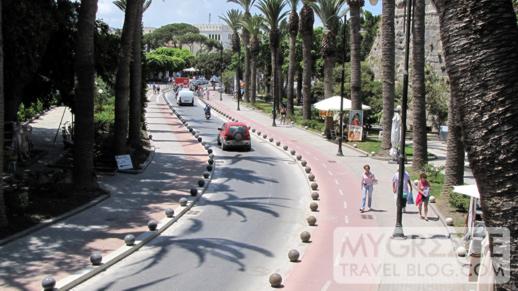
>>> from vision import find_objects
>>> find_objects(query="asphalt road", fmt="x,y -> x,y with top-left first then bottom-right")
74,94 -> 309,291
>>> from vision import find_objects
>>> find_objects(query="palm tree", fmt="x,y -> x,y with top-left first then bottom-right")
114,0 -> 152,150
113,0 -> 140,154
228,1 -> 256,103
73,0 -> 98,192
314,0 -> 346,99
443,90 -> 464,193
286,0 -> 299,117
346,0 -> 363,110
381,0 -> 395,151
221,10 -> 243,102
300,0 -> 315,120
241,15 -> 263,105
411,0 -> 427,170
0,0 -> 8,227
257,0 -> 288,126
434,1 -> 518,289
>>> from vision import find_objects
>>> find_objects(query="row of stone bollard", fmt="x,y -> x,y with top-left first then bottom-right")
42,98 -> 215,291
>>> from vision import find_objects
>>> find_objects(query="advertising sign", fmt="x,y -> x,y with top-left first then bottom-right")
348,110 -> 363,141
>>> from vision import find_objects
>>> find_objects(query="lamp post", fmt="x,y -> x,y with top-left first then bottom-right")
337,14 -> 347,156
393,0 -> 413,239
237,49 -> 241,111
220,43 -> 223,101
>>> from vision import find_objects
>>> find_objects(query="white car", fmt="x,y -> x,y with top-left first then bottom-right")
177,89 -> 195,106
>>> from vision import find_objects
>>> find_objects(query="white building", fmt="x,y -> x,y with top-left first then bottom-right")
194,24 -> 232,50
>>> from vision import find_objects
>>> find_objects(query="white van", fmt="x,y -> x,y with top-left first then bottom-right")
177,89 -> 195,106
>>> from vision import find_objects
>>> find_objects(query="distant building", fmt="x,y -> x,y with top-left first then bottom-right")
194,24 -> 232,50
143,27 -> 157,35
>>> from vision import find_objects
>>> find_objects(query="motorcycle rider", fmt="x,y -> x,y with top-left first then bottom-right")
204,104 -> 211,119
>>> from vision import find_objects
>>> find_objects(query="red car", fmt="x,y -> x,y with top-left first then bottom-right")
217,122 -> 251,151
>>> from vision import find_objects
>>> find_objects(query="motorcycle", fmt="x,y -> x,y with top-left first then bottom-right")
205,111 -> 211,120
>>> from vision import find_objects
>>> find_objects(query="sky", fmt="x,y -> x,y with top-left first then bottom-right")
97,0 -> 382,29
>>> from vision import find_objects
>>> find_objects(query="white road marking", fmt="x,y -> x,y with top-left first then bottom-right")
343,201 -> 348,209
321,280 -> 332,291
344,216 -> 349,224
338,189 -> 344,196
328,170 -> 333,176
335,179 -> 339,185
322,163 -> 327,168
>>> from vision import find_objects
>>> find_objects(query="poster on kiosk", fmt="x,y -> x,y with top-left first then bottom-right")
348,110 -> 363,141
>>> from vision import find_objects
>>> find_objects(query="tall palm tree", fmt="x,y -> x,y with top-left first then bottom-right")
411,0 -> 427,170
73,0 -> 98,191
346,0 -> 363,110
313,0 -> 346,99
0,0 -> 8,227
241,15 -> 263,105
381,0 -> 395,151
434,1 -> 518,289
257,0 -> 288,126
443,90 -> 464,193
221,9 -> 243,102
300,0 -> 315,120
113,0 -> 140,154
114,0 -> 151,149
228,1 -> 256,103
286,0 -> 299,117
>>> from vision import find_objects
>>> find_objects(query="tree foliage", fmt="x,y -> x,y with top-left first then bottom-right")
143,23 -> 200,50
145,47 -> 193,74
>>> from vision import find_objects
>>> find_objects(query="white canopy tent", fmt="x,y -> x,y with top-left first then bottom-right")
182,67 -> 199,73
313,96 -> 371,111
453,184 -> 480,199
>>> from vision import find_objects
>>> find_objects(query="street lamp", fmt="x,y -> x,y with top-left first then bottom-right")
220,42 -> 223,101
237,48 -> 241,111
272,71 -> 277,127
337,13 -> 347,156
393,0 -> 413,239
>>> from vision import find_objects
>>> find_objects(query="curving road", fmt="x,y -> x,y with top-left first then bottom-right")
74,94 -> 310,291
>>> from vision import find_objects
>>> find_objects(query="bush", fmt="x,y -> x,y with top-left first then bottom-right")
449,191 -> 470,212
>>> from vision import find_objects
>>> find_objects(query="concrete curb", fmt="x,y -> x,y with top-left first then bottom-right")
0,192 -> 110,247
54,92 -> 215,291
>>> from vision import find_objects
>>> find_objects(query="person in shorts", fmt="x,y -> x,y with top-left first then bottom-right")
360,164 -> 377,212
416,173 -> 431,221
392,169 -> 413,213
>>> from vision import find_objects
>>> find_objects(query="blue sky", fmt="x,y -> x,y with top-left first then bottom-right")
97,0 -> 382,29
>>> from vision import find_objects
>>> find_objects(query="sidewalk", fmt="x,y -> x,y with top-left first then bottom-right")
205,91 -> 473,291
0,92 -> 207,291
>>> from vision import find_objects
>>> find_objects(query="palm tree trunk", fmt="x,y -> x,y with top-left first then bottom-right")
287,33 -> 297,117
129,0 -> 144,149
434,1 -> 518,289
0,0 -> 8,227
244,46 -> 251,102
323,55 -> 334,98
381,0 -> 395,150
73,0 -> 98,191
411,0 -> 427,170
113,0 -> 139,155
296,67 -> 302,106
251,57 -> 257,104
349,2 -> 362,110
302,30 -> 313,120
443,89 -> 464,191
276,49 -> 282,111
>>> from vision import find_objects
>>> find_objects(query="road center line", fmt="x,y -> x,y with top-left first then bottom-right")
322,163 -> 327,168
321,280 -> 332,291
343,201 -> 347,209
335,179 -> 339,185
344,216 -> 349,224
328,170 -> 333,176
338,189 -> 344,196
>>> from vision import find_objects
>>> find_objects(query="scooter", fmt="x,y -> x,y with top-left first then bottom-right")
205,111 -> 211,120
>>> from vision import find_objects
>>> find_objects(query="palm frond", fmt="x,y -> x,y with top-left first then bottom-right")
313,0 -> 346,27
227,0 -> 257,12
220,9 -> 244,31
256,0 -> 289,31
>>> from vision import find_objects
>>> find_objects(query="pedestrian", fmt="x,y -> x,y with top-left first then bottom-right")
280,104 -> 287,124
360,164 -> 377,213
392,168 -> 413,213
416,173 -> 431,221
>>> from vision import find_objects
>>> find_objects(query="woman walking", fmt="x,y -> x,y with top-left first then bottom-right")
360,164 -> 377,213
416,173 -> 431,221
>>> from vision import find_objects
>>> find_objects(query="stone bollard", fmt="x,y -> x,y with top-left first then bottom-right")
165,208 -> 175,218
445,217 -> 454,226
90,252 -> 103,266
307,215 -> 317,226
203,172 -> 210,179
198,179 -> 205,187
124,234 -> 135,246
41,276 -> 56,291
269,138 -> 274,142
191,188 -> 198,196
148,220 -> 158,231
456,246 -> 467,257
257,131 -> 262,136
207,165 -> 213,171
269,273 -> 282,288
276,141 -> 281,146
311,192 -> 319,200
283,145 -> 288,151
179,197 -> 188,206
429,195 -> 436,203
301,160 -> 307,167
288,249 -> 300,262
195,133 -> 200,139
252,128 -> 256,133
208,159 -> 214,165
189,127 -> 193,133
310,202 -> 319,211
209,153 -> 215,159
290,150 -> 296,155
308,174 -> 315,181
207,149 -> 213,154
263,134 -> 267,139
198,137 -> 203,142
300,231 -> 311,243
311,183 -> 318,190
296,155 -> 302,161
305,167 -> 311,173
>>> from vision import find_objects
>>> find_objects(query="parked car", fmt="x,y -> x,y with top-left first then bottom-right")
177,88 -> 195,106
217,122 -> 251,151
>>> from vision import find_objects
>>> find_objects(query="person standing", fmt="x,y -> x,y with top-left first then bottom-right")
416,173 -> 431,221
392,168 -> 413,213
360,164 -> 377,213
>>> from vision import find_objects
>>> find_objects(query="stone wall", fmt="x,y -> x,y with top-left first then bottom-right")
367,0 -> 447,82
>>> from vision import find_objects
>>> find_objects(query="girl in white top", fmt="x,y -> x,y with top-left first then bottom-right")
360,164 -> 377,212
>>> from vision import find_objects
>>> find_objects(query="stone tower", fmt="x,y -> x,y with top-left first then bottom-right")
367,0 -> 446,81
